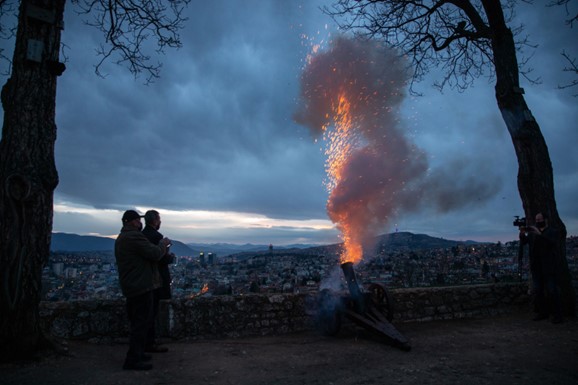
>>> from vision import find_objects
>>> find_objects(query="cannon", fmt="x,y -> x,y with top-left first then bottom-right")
316,261 -> 411,351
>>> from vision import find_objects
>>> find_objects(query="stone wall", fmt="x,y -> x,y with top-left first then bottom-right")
39,282 -> 530,341
390,282 -> 529,322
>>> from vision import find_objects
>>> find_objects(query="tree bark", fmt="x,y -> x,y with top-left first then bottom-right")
483,0 -> 576,316
0,0 -> 65,361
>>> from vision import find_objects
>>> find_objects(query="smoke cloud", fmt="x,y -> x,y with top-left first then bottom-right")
295,36 -> 501,257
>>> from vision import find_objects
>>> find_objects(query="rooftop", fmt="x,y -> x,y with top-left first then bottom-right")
1,310 -> 577,385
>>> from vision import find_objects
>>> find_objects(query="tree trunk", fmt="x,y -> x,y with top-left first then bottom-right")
0,0 -> 66,361
483,0 -> 576,316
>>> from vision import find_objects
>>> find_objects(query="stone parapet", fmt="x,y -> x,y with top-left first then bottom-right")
39,282 -> 530,341
390,282 -> 529,322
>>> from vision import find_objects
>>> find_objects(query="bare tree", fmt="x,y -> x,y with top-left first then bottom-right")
324,0 -> 575,315
72,0 -> 190,83
0,0 -> 189,362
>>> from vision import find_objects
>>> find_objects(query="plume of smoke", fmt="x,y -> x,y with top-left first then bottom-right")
319,265 -> 344,291
295,36 -> 501,255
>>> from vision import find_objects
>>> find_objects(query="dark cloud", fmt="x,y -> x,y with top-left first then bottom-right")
50,0 -> 330,220
1,1 -> 576,244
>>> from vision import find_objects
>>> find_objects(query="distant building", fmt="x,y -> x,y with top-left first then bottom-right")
52,262 -> 64,276
208,252 -> 215,265
65,267 -> 77,278
199,252 -> 205,266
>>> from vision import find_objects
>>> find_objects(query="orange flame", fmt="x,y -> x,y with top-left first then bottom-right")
189,283 -> 209,299
297,37 -> 414,268
323,91 -> 363,264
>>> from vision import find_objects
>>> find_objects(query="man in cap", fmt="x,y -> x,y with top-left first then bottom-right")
115,209 -> 171,370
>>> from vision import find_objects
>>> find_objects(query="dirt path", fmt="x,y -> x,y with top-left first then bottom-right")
2,312 -> 577,385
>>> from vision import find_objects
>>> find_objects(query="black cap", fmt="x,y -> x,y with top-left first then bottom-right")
122,210 -> 143,223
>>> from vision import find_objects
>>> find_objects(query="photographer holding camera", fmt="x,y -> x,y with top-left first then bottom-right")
519,212 -> 563,324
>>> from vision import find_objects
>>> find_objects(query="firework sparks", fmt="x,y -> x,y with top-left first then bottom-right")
296,36 -> 502,264
295,36 -> 424,264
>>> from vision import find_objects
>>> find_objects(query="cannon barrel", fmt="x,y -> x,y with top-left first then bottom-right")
341,261 -> 365,313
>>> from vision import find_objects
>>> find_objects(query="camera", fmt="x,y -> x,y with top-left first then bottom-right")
513,216 -> 526,227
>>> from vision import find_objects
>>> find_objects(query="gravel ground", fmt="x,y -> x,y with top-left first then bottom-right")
1,311 -> 577,385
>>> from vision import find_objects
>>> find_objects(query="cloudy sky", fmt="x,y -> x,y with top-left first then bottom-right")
1,1 -> 576,246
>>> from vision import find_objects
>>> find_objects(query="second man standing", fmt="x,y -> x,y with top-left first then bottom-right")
142,209 -> 175,353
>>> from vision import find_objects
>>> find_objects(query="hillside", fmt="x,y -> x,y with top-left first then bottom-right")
51,233 -> 197,256
51,231 -> 484,258
229,231 -> 484,259
374,231 -> 480,250
186,242 -> 317,257
51,233 -> 114,252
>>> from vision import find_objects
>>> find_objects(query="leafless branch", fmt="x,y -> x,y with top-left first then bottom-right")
547,0 -> 578,95
0,0 -> 18,76
559,50 -> 578,96
71,0 -> 191,84
324,0 -> 531,94
547,0 -> 578,27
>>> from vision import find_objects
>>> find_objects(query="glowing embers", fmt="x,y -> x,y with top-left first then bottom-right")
323,92 -> 356,192
322,91 -> 364,264
189,282 -> 209,299
295,37 -> 413,267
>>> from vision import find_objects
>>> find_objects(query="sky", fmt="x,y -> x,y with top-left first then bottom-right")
0,1 -> 577,246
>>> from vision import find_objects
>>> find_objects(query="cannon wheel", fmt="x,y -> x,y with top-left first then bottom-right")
316,289 -> 342,336
367,283 -> 394,322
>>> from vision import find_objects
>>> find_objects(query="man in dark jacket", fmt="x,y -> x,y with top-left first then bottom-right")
520,212 -> 563,323
115,210 -> 171,370
142,209 -> 175,353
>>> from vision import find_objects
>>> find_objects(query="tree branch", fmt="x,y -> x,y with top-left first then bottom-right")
547,0 -> 578,26
324,0 -> 508,94
546,0 -> 578,95
559,50 -> 578,96
71,0 -> 191,84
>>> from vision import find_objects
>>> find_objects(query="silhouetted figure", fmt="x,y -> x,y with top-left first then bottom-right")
520,212 -> 563,323
142,210 -> 175,353
115,210 -> 170,370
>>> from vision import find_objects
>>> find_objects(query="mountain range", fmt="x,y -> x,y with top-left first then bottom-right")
51,231 -> 484,257
50,233 -> 312,256
50,233 -> 197,256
